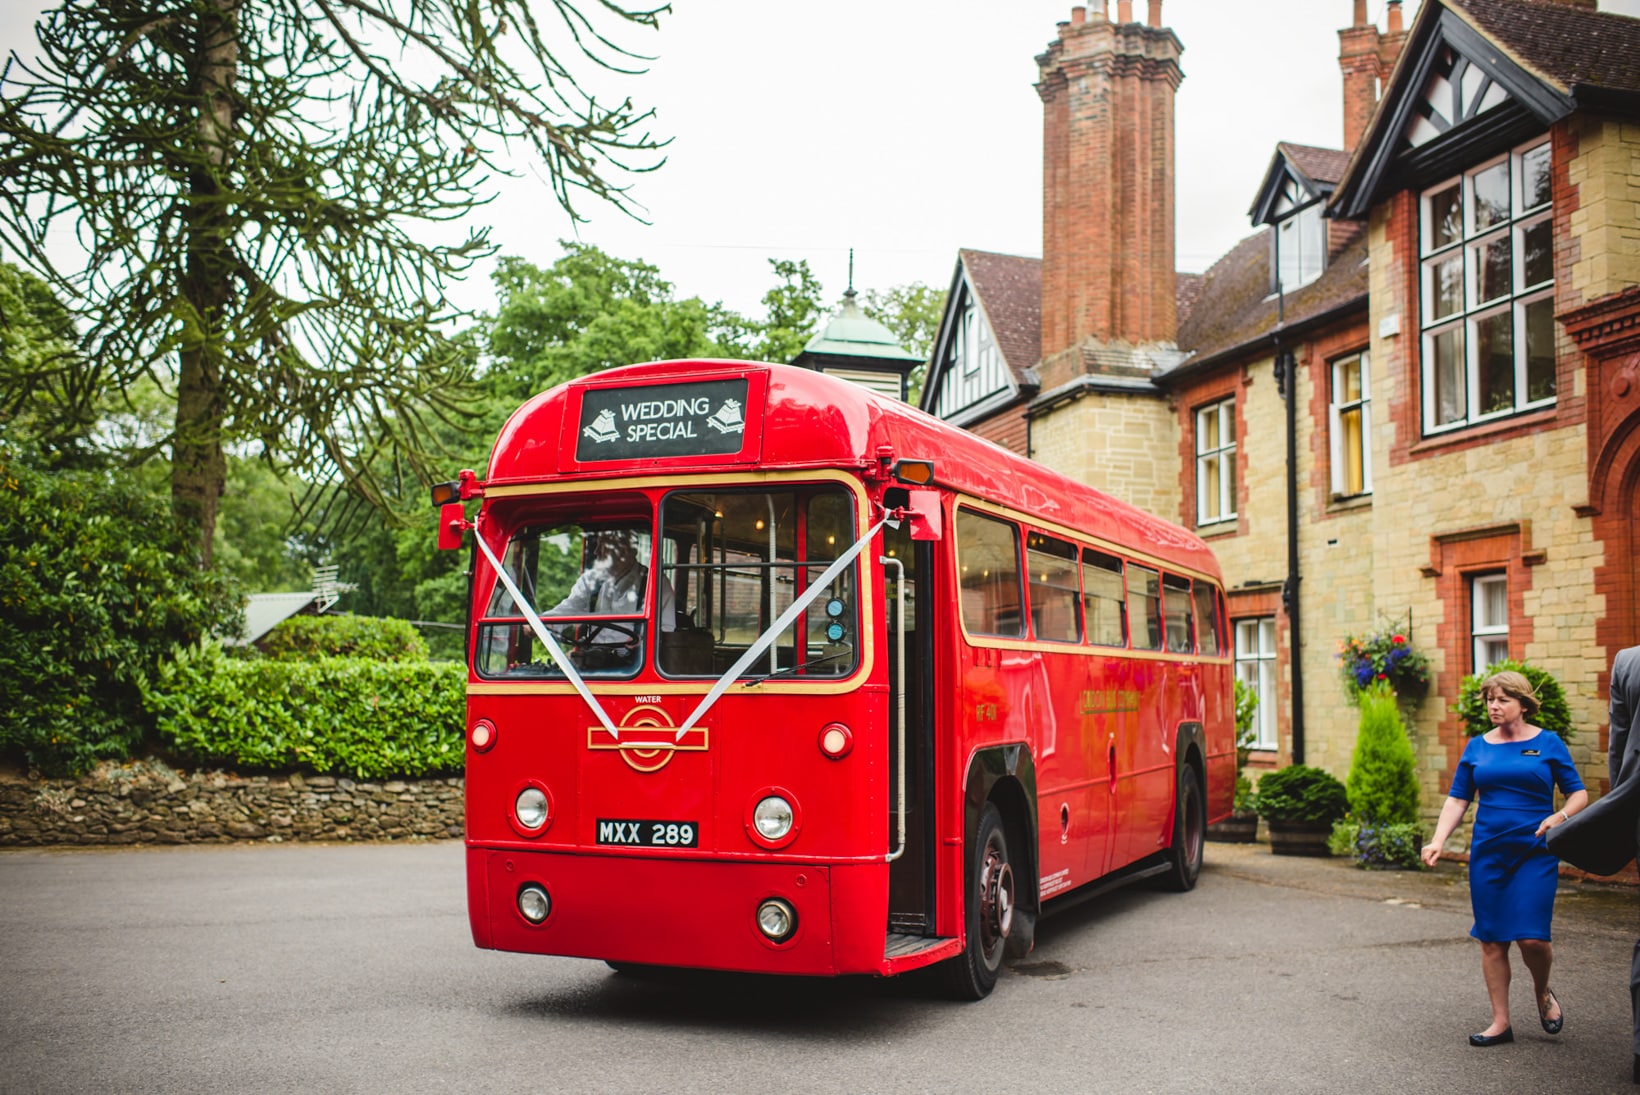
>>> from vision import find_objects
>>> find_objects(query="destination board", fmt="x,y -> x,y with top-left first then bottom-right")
575,378 -> 750,462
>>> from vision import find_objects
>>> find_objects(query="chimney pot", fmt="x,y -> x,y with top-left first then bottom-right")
1148,0 -> 1162,27
1071,5 -> 1086,26
1117,0 -> 1133,24
1387,0 -> 1403,33
1353,0 -> 1368,27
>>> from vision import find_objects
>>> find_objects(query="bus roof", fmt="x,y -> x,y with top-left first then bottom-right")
488,359 -> 1221,580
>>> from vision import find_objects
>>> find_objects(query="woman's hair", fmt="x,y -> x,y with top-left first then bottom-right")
1481,670 -> 1541,718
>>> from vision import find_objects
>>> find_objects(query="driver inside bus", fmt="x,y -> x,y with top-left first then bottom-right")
549,528 -> 675,669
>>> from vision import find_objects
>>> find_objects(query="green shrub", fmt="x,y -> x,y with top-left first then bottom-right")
1328,818 -> 1359,857
258,613 -> 430,662
1252,764 -> 1349,824
1346,682 -> 1420,825
1352,822 -> 1424,870
146,646 -> 465,778
0,446 -> 241,775
1453,658 -> 1574,740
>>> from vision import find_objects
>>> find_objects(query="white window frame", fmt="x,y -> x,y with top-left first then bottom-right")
1328,351 -> 1372,497
1471,573 -> 1509,672
1235,617 -> 1278,750
1273,198 -> 1325,292
1418,138 -> 1555,435
1195,399 -> 1236,526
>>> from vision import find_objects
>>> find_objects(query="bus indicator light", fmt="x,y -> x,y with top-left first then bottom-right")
818,723 -> 853,760
470,720 -> 497,753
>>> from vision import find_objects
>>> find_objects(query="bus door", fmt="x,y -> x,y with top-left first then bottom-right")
884,520 -> 937,937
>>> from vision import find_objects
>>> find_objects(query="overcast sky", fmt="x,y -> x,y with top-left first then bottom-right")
5,0 -> 1638,320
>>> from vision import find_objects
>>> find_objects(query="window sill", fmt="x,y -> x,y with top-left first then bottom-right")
1411,406 -> 1559,456
1326,492 -> 1372,515
1196,519 -> 1239,539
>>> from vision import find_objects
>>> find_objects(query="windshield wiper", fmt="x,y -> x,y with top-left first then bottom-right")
743,648 -> 852,687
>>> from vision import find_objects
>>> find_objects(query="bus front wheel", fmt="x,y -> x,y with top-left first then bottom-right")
1156,764 -> 1205,893
942,802 -> 1013,1000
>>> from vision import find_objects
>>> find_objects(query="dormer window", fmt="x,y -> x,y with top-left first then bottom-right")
1272,183 -> 1325,292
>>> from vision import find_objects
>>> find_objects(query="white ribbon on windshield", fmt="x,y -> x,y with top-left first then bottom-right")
676,514 -> 892,740
472,517 -> 622,740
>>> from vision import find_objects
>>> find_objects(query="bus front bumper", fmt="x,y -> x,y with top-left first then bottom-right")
468,846 -> 888,976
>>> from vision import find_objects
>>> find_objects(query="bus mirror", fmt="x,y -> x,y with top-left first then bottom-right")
893,459 -> 935,486
430,480 -> 460,507
437,502 -> 467,551
905,490 -> 943,541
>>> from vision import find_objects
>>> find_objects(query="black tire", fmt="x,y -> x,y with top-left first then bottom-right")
1157,764 -> 1205,893
941,802 -> 1014,1000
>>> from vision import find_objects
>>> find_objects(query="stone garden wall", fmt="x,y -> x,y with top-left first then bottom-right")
0,763 -> 462,846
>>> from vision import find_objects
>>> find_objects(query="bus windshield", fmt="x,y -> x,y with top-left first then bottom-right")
658,485 -> 858,680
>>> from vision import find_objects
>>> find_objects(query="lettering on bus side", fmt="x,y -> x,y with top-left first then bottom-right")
1079,689 -> 1140,715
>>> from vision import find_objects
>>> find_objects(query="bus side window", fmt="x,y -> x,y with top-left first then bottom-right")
1081,548 -> 1126,647
1025,531 -> 1080,643
1127,564 -> 1164,650
1162,573 -> 1194,653
956,509 -> 1024,637
1192,581 -> 1224,656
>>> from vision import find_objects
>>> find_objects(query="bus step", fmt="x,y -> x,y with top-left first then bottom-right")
885,932 -> 952,960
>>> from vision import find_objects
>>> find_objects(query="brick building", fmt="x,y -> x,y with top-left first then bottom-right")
920,0 -> 1640,819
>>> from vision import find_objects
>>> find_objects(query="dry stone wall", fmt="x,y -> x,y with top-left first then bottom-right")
0,764 -> 463,846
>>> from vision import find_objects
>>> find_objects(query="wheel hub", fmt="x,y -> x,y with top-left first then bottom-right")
979,844 -> 1014,952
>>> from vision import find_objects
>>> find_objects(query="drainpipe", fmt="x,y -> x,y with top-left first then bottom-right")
1272,283 -> 1306,765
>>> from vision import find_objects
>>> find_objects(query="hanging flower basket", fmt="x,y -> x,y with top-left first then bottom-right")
1337,620 -> 1429,703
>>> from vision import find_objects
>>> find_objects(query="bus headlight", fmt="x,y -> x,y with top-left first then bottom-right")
518,884 -> 551,924
756,898 -> 796,942
515,787 -> 549,830
753,796 -> 794,841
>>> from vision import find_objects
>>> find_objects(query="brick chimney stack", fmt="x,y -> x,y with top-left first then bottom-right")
1037,4 -> 1183,378
1339,0 -> 1411,152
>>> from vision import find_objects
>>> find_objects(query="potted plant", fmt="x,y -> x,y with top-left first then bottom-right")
1342,682 -> 1423,869
1252,764 -> 1348,856
1208,679 -> 1259,842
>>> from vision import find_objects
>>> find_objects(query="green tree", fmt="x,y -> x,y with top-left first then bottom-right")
0,263 -> 102,466
0,0 -> 666,563
752,259 -> 826,363
0,444 -> 242,775
1345,682 -> 1420,825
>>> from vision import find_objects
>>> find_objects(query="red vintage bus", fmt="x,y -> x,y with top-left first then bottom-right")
434,359 -> 1233,998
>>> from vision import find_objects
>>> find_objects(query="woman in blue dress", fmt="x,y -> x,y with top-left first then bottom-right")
1421,670 -> 1588,1047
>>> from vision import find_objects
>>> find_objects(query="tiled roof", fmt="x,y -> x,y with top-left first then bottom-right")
1278,143 -> 1352,187
959,248 -> 1041,384
1452,0 -> 1640,93
1176,272 -> 1205,327
1168,227 -> 1369,377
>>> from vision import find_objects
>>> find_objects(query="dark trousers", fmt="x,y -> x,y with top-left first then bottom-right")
1633,939 -> 1640,1055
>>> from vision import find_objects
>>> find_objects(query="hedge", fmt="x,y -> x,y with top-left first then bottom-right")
146,647 -> 465,778
257,613 -> 430,662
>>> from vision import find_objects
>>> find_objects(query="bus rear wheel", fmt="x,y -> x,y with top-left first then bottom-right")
942,802 -> 1013,1000
1156,764 -> 1205,893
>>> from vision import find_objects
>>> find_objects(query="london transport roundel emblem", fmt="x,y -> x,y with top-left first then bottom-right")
587,703 -> 708,773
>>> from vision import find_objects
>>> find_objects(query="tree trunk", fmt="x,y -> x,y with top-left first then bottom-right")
173,0 -> 239,566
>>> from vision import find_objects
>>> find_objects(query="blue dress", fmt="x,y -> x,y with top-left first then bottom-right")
1449,731 -> 1584,942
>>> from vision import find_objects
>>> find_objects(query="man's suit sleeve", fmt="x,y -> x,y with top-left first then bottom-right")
1613,646 -> 1639,786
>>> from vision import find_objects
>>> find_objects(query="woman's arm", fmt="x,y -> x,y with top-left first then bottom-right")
1534,788 -> 1590,837
1421,796 -> 1472,867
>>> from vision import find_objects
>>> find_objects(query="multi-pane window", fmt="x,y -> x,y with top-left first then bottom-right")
1235,617 -> 1278,750
1419,139 -> 1555,433
1471,573 -> 1509,671
1195,399 -> 1236,526
1329,352 -> 1371,497
1275,201 -> 1325,291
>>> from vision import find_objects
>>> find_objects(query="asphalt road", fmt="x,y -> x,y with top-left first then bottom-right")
1,839 -> 1636,1094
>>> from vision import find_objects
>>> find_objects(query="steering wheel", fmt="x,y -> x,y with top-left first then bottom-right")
556,622 -> 642,664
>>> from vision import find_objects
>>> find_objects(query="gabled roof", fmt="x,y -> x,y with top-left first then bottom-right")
1332,0 -> 1640,218
1162,226 -> 1369,384
959,248 -> 1042,385
1249,142 -> 1352,225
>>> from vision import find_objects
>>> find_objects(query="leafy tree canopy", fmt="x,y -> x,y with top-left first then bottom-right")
0,0 -> 667,563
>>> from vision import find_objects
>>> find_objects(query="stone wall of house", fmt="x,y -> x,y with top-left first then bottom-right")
1031,390 -> 1181,522
0,766 -> 463,847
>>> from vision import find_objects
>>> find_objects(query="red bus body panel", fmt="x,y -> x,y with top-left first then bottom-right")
463,360 -> 1233,979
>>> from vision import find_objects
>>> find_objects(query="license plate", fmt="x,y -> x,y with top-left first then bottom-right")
596,819 -> 699,848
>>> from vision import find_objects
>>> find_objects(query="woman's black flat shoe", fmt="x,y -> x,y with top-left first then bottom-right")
1540,989 -> 1563,1034
1469,1028 -> 1514,1047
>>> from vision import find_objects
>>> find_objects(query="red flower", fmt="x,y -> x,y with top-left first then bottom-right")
1391,634 -> 1406,644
